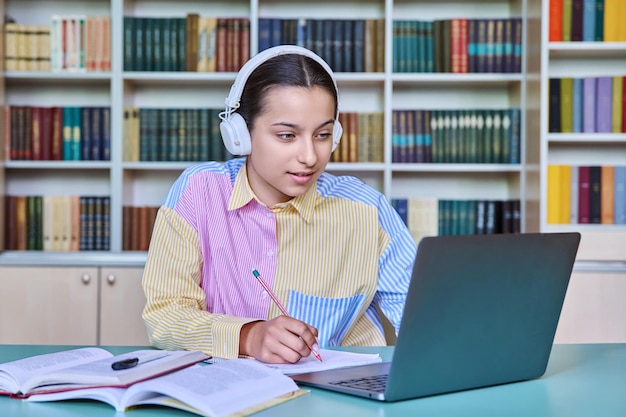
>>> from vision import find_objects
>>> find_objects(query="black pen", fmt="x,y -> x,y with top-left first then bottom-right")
111,357 -> 139,370
111,351 -> 169,371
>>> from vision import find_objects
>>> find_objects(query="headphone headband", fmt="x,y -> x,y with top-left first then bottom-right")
219,45 -> 343,156
224,45 -> 339,110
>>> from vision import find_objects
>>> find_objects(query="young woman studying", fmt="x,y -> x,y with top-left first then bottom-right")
141,45 -> 417,364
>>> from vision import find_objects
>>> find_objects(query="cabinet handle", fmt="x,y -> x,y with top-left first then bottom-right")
81,274 -> 91,285
107,274 -> 116,285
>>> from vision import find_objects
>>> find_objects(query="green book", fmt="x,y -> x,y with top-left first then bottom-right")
595,0 -> 604,41
563,0 -> 573,41
560,78 -> 574,133
482,110 -> 494,163
491,110 -> 503,164
501,110 -> 511,164
123,17 -> 136,71
167,108 -> 179,161
210,109 -> 223,161
612,76 -> 623,133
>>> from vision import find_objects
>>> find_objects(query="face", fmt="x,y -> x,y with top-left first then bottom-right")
246,85 -> 336,207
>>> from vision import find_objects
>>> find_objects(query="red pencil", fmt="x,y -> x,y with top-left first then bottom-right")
252,269 -> 323,362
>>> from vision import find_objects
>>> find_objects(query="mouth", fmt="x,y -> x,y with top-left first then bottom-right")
289,171 -> 315,184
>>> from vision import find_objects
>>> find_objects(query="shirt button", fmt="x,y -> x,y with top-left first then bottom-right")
262,291 -> 268,298
267,213 -> 272,218
267,250 -> 274,257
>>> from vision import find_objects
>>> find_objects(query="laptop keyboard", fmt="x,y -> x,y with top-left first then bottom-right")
329,374 -> 388,393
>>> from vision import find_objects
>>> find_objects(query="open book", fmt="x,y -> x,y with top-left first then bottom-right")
26,359 -> 305,417
0,347 -> 208,397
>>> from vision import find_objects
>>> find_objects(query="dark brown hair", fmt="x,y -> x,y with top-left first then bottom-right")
236,53 -> 338,130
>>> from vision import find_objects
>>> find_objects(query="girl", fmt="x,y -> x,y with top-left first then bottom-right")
142,46 -> 417,364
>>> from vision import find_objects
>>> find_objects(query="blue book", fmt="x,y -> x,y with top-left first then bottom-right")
615,166 -> 626,224
573,78 -> 583,133
392,198 -> 408,225
353,19 -> 365,73
101,107 -> 110,161
80,107 -> 92,161
258,18 -> 272,52
509,108 -> 521,164
583,77 -> 596,132
583,0 -> 596,41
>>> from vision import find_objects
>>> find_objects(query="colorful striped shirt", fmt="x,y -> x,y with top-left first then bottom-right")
142,158 -> 417,358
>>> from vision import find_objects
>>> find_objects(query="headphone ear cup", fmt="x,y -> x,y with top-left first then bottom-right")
220,113 -> 252,156
332,119 -> 343,152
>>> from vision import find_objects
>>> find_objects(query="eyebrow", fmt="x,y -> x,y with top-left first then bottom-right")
271,119 -> 335,130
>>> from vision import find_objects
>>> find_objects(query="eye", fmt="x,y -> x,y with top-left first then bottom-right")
277,133 -> 295,140
316,132 -> 332,140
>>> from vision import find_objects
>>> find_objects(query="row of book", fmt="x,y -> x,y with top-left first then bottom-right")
392,109 -> 521,164
549,0 -> 626,42
123,107 -> 386,163
549,76 -> 626,134
4,16 -> 111,72
258,18 -> 384,73
547,165 -> 626,225
4,195 -> 111,252
5,106 -> 111,161
123,15 -> 249,72
393,18 -> 522,74
123,107 -> 233,163
331,112 -> 384,163
122,206 -> 159,251
392,198 -> 521,244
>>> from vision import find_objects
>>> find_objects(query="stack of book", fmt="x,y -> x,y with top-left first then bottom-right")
3,15 -> 111,72
549,77 -> 626,134
4,195 -> 110,252
5,106 -> 111,161
392,109 -> 521,164
392,18 -> 523,73
549,0 -> 626,42
547,165 -> 626,225
392,198 -> 521,244
123,14 -> 249,72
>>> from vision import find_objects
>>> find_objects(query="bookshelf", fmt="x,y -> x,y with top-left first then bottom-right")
1,0 -> 542,266
541,0 -> 626,343
540,0 -> 626,261
3,0 -> 625,343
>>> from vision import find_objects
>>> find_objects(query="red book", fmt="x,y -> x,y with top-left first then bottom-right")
578,166 -> 590,224
450,19 -> 463,73
51,107 -> 64,160
459,18 -> 468,73
40,107 -> 53,160
549,0 -> 563,42
3,107 -> 10,161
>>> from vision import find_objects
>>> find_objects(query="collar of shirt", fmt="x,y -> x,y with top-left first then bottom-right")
227,162 -> 320,223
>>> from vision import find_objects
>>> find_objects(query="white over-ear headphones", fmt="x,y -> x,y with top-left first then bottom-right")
219,45 -> 343,156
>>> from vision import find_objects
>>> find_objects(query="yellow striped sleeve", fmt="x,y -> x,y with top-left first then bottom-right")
142,207 -> 256,358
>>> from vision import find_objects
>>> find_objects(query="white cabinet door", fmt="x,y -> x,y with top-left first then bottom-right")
99,267 -> 150,345
0,266 -> 98,344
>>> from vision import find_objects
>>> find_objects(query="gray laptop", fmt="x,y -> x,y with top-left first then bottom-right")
292,232 -> 581,401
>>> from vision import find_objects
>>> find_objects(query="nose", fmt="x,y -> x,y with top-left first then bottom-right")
297,137 -> 318,166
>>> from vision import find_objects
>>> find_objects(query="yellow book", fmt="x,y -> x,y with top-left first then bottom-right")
603,0 -> 620,41
559,165 -> 572,224
407,198 -> 439,244
612,76 -> 623,132
560,78 -> 573,133
547,165 -> 562,224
